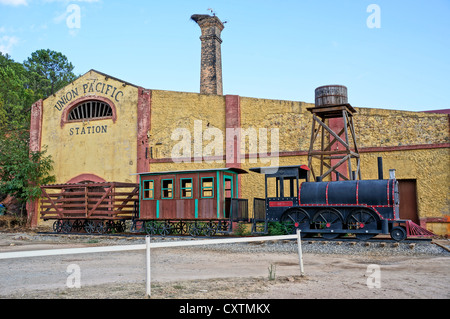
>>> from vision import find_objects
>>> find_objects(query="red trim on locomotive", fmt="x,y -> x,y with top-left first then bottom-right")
269,201 -> 294,207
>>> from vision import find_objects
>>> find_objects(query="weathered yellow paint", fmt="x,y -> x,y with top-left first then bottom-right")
240,96 -> 314,152
149,90 -> 226,161
354,107 -> 449,147
41,70 -> 138,184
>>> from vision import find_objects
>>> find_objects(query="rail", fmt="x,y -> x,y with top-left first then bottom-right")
0,231 -> 305,298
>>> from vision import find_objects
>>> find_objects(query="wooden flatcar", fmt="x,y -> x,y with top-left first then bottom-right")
39,182 -> 139,234
132,168 -> 249,236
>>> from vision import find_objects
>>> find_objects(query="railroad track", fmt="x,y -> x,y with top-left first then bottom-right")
37,231 -> 433,244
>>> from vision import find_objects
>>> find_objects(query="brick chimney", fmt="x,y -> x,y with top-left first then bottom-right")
191,14 -> 225,95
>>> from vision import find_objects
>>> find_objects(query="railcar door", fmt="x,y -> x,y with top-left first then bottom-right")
224,175 -> 233,218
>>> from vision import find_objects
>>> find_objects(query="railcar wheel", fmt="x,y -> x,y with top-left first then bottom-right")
312,209 -> 343,239
171,221 -> 184,235
280,208 -> 310,235
188,222 -> 202,237
53,220 -> 63,233
160,221 -> 173,236
72,220 -> 84,232
204,222 -> 217,237
84,220 -> 95,234
95,221 -> 105,234
390,226 -> 407,241
145,221 -> 158,235
61,220 -> 72,233
347,209 -> 378,240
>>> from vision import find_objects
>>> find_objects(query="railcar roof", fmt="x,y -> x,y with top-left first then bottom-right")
134,167 -> 248,176
249,165 -> 309,177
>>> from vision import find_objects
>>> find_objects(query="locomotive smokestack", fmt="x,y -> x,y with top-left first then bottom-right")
191,13 -> 225,95
377,157 -> 383,180
389,169 -> 396,180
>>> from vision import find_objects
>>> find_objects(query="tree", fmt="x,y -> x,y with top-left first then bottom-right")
0,129 -> 55,204
0,52 -> 35,131
23,49 -> 77,99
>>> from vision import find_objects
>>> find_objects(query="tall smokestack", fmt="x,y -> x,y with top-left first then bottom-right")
191,14 -> 225,95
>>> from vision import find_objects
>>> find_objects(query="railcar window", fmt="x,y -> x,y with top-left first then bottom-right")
67,100 -> 113,121
180,178 -> 193,199
201,177 -> 214,198
142,180 -> 154,200
224,179 -> 232,198
161,179 -> 173,199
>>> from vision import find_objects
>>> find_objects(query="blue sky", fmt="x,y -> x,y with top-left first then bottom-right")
0,0 -> 449,111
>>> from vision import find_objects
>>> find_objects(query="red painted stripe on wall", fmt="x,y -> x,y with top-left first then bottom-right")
137,87 -> 151,180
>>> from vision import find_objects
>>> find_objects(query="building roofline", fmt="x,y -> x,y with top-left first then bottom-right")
86,69 -> 139,88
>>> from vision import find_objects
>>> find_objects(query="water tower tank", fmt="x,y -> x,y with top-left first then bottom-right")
315,85 -> 348,107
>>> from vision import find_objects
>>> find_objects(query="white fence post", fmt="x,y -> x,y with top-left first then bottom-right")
296,229 -> 304,276
145,235 -> 151,298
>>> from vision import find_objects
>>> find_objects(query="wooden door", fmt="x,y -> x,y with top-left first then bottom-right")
398,179 -> 419,224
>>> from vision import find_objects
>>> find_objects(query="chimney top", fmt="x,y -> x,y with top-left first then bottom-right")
191,14 -> 225,95
191,14 -> 224,28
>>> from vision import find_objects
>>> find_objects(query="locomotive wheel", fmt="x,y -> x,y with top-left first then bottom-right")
347,209 -> 378,240
390,226 -> 407,241
312,209 -> 343,239
280,208 -> 310,235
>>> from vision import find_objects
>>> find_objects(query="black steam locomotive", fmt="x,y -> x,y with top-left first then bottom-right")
250,162 -> 410,241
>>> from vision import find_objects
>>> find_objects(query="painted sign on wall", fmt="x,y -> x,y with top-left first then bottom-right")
54,80 -> 124,111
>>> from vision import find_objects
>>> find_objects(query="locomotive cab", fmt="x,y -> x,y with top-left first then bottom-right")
249,165 -> 310,234
250,165 -> 309,221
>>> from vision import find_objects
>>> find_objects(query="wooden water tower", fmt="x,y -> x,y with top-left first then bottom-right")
307,85 -> 361,181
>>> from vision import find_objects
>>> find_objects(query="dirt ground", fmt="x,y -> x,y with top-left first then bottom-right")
0,230 -> 449,300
